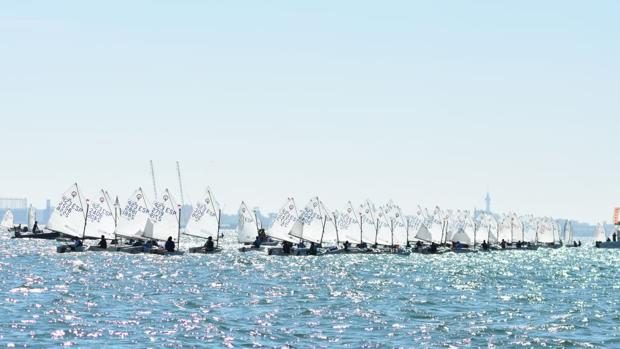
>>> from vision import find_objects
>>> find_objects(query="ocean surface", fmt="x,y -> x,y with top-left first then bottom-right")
0,231 -> 618,348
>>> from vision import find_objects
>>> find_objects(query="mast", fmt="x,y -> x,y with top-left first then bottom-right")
176,161 -> 185,206
150,160 -> 158,201
216,209 -> 221,248
333,212 -> 340,245
82,199 -> 90,240
177,205 -> 181,246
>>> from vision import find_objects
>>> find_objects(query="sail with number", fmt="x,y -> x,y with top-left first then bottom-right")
185,187 -> 220,239
359,200 -> 377,244
143,189 -> 179,242
268,198 -> 300,243
115,188 -> 151,239
389,206 -> 408,246
46,183 -> 87,238
451,212 -> 475,245
375,207 -> 392,245
337,202 -> 362,244
1,210 -> 14,229
536,218 -> 555,243
237,201 -> 258,243
84,190 -> 116,239
319,200 -> 338,244
290,197 -> 325,243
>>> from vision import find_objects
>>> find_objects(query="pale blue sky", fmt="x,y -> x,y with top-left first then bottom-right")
1,1 -> 618,222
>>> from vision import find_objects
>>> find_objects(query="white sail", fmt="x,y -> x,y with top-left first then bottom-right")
375,207 -> 392,245
429,208 -> 445,243
449,213 -> 474,245
290,197 -> 325,243
497,216 -> 511,242
415,224 -> 433,242
536,218 -> 555,243
406,214 -> 423,243
563,220 -> 574,244
390,207 -> 408,246
143,189 -> 179,242
185,187 -> 220,239
268,198 -> 300,243
115,188 -> 151,239
359,201 -> 377,244
593,223 -> 606,242
84,190 -> 116,239
237,201 -> 258,243
1,210 -> 14,229
319,200 -> 338,244
46,183 -> 87,238
337,202 -> 362,244
27,205 -> 36,231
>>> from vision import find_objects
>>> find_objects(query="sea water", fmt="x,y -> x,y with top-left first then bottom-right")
0,231 -> 618,348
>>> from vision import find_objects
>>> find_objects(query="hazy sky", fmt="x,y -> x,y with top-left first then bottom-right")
1,1 -> 618,223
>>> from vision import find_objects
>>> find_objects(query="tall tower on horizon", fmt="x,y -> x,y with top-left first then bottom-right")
485,191 -> 491,213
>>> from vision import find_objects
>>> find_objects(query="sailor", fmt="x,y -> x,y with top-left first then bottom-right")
429,242 -> 438,253
143,240 -> 153,253
252,235 -> 262,248
500,239 -> 507,249
343,240 -> 351,251
258,229 -> 268,242
578,240 -> 582,246
607,237 -> 611,242
480,240 -> 486,250
98,235 -> 107,249
614,232 -> 617,242
70,237 -> 83,251
573,241 -> 577,247
204,236 -> 215,251
165,236 -> 175,252
297,241 -> 306,249
282,241 -> 292,254
32,221 -> 39,234
516,240 -> 522,249
308,242 -> 318,255
357,242 -> 367,248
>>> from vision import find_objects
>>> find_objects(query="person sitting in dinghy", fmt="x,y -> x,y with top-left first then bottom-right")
70,237 -> 83,251
98,235 -> 107,249
32,221 -> 39,234
500,239 -> 507,249
308,242 -> 318,255
252,236 -> 262,248
204,236 -> 215,252
142,240 -> 153,253
481,240 -> 489,250
343,240 -> 351,251
165,236 -> 175,252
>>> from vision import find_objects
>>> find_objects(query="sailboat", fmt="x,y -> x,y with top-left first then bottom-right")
85,190 -> 119,251
266,198 -> 301,255
113,187 -> 153,253
237,201 -> 259,244
142,188 -> 183,254
1,210 -> 14,231
359,200 -> 378,247
48,183 -> 90,252
536,218 -> 562,248
186,187 -> 221,254
563,220 -> 579,247
594,222 -> 620,248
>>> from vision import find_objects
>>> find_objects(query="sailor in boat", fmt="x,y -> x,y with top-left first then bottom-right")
282,241 -> 293,254
308,242 -> 318,255
297,240 -> 306,249
70,237 -> 83,251
142,240 -> 153,253
578,240 -> 582,246
343,240 -> 351,251
481,240 -> 489,250
252,236 -> 262,249
500,239 -> 507,249
97,235 -> 107,249
613,232 -> 617,242
573,241 -> 578,247
165,236 -> 175,252
357,242 -> 368,249
429,242 -> 438,253
204,236 -> 215,252
515,240 -> 522,249
32,221 -> 39,234
258,229 -> 269,242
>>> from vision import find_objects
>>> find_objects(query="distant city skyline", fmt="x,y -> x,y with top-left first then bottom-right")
1,1 -> 619,223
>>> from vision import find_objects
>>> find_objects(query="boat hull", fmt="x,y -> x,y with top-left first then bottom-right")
56,245 -> 85,253
14,231 -> 61,240
189,246 -> 222,254
596,241 -> 620,249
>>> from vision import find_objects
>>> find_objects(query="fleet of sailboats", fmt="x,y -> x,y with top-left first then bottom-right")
7,177 -> 618,255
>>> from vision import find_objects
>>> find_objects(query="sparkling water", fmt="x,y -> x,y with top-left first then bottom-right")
0,231 -> 618,348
